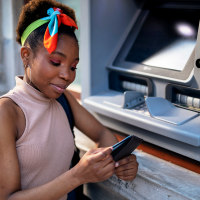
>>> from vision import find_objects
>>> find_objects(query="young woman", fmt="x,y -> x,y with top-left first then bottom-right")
0,0 -> 138,199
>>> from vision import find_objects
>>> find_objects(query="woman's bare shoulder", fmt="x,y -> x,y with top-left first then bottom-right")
0,97 -> 18,116
0,98 -> 18,137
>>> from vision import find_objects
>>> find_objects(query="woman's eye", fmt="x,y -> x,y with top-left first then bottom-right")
50,60 -> 60,66
71,66 -> 77,71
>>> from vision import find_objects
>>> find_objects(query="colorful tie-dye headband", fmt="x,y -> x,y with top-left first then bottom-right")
21,7 -> 78,53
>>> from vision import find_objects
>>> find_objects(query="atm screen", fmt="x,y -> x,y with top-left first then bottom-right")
112,8 -> 200,81
125,9 -> 198,71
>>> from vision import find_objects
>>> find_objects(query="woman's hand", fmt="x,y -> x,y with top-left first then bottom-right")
114,154 -> 138,181
73,147 -> 115,184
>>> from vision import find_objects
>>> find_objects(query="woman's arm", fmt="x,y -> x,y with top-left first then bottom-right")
0,99 -> 21,200
65,90 -> 139,181
0,98 -> 115,200
7,147 -> 114,200
64,90 -> 118,147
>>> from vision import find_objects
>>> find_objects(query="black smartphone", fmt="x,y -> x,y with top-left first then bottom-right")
111,135 -> 143,162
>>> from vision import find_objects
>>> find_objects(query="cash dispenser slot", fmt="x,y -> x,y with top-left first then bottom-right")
108,71 -> 154,96
166,84 -> 200,112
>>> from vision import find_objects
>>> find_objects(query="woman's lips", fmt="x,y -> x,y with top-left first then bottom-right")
51,83 -> 66,93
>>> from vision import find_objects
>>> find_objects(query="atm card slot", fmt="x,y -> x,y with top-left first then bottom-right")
166,84 -> 200,112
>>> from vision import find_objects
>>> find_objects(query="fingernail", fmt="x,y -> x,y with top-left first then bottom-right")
115,162 -> 119,167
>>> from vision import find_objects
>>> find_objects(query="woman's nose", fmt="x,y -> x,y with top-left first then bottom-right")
59,67 -> 71,81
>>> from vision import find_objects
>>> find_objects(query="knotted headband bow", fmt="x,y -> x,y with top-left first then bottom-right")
21,7 -> 78,53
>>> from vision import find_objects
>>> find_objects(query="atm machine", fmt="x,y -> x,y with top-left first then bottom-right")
80,0 -> 200,199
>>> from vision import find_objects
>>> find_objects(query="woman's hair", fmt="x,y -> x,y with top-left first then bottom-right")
16,0 -> 78,53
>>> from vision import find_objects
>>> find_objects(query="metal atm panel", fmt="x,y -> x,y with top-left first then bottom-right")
82,0 -> 200,161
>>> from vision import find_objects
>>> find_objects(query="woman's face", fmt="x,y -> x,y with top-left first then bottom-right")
28,34 -> 79,99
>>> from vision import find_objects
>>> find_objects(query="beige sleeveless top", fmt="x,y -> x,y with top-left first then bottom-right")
1,76 -> 75,200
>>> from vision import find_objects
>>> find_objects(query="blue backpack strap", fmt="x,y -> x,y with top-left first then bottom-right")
56,93 -> 75,136
56,94 -> 90,200
56,94 -> 78,200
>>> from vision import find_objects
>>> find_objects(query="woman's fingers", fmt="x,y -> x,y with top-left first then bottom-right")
92,159 -> 115,182
88,147 -> 113,162
115,166 -> 137,176
76,147 -> 115,184
115,165 -> 138,181
117,174 -> 137,181
115,154 -> 137,167
115,160 -> 138,173
115,154 -> 138,181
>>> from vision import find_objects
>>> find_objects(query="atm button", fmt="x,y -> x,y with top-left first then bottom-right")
195,59 -> 200,68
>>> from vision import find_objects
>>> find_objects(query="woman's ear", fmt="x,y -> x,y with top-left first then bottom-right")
21,46 -> 31,67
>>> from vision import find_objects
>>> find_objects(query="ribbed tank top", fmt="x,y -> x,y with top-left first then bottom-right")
1,76 -> 75,200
